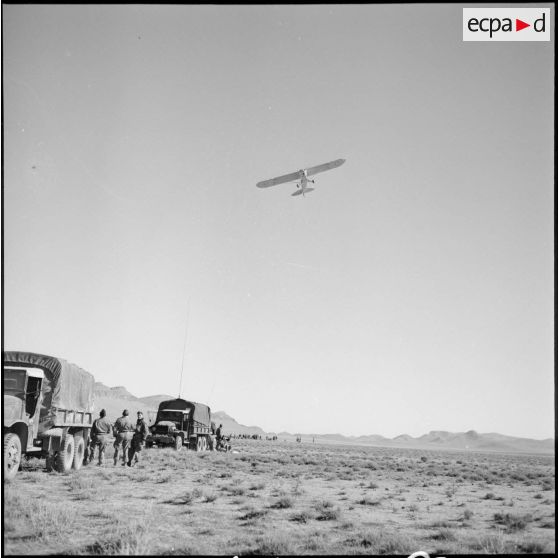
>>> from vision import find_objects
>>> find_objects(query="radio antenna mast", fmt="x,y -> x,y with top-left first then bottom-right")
178,297 -> 191,398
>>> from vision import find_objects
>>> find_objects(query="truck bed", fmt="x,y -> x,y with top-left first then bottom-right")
49,408 -> 93,428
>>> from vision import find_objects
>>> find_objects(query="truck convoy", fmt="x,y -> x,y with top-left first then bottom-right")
146,398 -> 213,451
3,351 -> 95,481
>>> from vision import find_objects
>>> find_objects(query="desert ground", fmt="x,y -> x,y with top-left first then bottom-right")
4,438 -> 555,555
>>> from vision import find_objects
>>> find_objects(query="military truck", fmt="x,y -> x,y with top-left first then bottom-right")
146,398 -> 212,451
3,351 -> 95,480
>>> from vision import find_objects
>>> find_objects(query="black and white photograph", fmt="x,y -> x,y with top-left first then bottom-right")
2,3 -> 554,555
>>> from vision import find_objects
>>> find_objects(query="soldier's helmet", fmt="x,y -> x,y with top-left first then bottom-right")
123,409 -> 129,416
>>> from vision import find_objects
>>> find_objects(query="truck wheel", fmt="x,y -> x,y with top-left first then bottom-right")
174,436 -> 183,451
196,437 -> 203,452
201,437 -> 207,451
54,434 -> 75,474
3,433 -> 22,481
72,435 -> 85,470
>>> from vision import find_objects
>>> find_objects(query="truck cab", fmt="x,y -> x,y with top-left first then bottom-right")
3,366 -> 45,479
3,366 -> 44,452
148,407 -> 191,450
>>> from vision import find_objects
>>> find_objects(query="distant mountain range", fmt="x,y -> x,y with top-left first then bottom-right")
295,429 -> 554,454
93,383 -> 553,454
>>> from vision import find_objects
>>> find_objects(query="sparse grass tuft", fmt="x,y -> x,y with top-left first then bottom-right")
483,492 -> 504,500
203,492 -> 218,503
314,501 -> 340,521
462,508 -> 473,521
357,495 -> 382,506
431,527 -> 457,541
238,507 -> 268,521
493,512 -> 533,532
221,484 -> 246,496
270,496 -> 294,509
80,523 -> 153,555
166,488 -> 202,505
155,473 -> 172,484
471,530 -> 517,553
518,540 -> 549,553
346,529 -> 416,553
289,510 -> 312,523
68,475 -> 97,491
245,533 -> 295,555
427,520 -> 453,529
291,478 -> 305,495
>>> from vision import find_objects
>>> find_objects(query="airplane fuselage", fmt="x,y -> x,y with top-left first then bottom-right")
296,169 -> 314,194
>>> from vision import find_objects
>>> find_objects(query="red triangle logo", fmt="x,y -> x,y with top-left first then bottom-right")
516,19 -> 530,31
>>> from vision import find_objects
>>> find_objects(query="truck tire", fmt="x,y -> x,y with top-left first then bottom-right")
3,433 -> 22,481
196,437 -> 203,452
72,435 -> 85,470
174,436 -> 183,451
54,434 -> 75,474
201,437 -> 207,451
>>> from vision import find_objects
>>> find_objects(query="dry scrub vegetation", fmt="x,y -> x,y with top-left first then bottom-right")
4,439 -> 555,555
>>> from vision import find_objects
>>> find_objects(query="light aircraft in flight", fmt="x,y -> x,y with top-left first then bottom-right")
256,158 -> 346,197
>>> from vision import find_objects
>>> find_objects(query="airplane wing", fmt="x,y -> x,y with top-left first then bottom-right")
305,158 -> 346,177
256,170 -> 302,188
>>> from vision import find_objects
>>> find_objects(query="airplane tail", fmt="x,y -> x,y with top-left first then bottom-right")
292,188 -> 314,197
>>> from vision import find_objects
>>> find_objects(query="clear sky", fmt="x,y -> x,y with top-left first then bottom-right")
2,4 -> 554,439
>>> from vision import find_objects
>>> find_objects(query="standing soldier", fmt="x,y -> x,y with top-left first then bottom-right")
208,421 -> 216,451
215,423 -> 224,450
113,409 -> 135,466
88,409 -> 112,466
127,411 -> 149,467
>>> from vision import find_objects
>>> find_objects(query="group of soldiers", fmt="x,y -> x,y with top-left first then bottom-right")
86,409 -> 229,465
86,408 -> 149,467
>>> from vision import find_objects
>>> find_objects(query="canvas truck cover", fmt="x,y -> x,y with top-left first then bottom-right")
3,351 -> 95,433
157,398 -> 211,427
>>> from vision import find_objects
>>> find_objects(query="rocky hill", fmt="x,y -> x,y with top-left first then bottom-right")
137,394 -> 175,409
92,382 -> 159,423
212,411 -> 266,436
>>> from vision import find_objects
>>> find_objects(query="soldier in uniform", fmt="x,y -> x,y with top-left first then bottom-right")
216,423 -> 225,451
208,421 -> 216,451
112,409 -> 135,466
127,411 -> 149,467
88,409 -> 112,466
